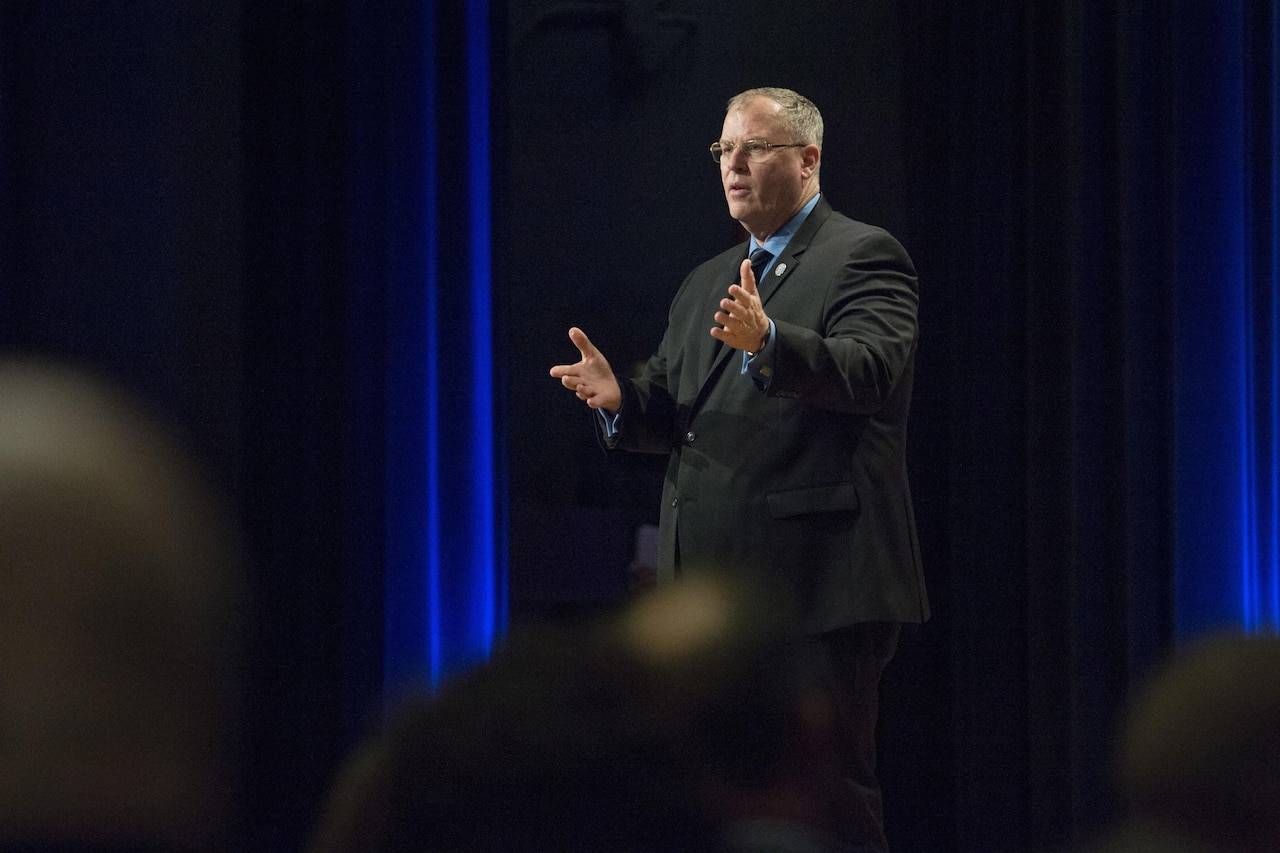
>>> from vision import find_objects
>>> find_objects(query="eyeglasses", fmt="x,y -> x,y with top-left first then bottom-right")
710,139 -> 807,163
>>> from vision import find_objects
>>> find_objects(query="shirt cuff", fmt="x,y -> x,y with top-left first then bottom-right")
741,318 -> 777,386
597,407 -> 621,437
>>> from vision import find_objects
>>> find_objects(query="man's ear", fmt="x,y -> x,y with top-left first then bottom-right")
801,144 -> 820,178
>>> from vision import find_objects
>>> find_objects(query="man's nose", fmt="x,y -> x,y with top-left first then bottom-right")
723,146 -> 750,169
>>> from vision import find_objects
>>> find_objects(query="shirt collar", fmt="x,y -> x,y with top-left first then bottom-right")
749,192 -> 822,256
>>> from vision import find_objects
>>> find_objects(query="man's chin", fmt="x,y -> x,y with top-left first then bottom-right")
727,205 -> 756,230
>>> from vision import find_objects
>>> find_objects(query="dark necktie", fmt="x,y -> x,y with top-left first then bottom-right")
749,247 -> 773,284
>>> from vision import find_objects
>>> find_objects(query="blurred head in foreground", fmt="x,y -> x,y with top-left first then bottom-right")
616,565 -> 842,848
0,361 -> 242,850
312,625 -> 718,852
1112,632 -> 1280,852
311,565 -> 833,852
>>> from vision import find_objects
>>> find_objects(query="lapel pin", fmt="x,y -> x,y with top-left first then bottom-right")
774,263 -> 787,276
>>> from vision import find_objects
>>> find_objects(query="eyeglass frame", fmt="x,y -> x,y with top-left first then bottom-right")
710,138 -> 808,163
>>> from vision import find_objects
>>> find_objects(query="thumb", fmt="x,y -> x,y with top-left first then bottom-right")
739,258 -> 758,293
568,326 -> 597,359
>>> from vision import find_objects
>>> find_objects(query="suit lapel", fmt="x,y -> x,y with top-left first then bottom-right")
755,196 -> 831,307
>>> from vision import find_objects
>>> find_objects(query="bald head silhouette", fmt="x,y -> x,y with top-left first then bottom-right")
0,361 -> 242,850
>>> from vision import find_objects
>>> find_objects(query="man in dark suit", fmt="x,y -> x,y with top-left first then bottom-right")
551,87 -> 927,852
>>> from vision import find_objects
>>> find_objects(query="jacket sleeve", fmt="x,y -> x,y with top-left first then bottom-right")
766,226 -> 919,415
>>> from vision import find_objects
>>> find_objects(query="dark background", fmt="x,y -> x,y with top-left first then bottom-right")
2,2 -> 1274,850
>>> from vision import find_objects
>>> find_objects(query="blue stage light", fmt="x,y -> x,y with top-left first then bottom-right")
1174,4 -> 1280,639
384,0 -> 505,698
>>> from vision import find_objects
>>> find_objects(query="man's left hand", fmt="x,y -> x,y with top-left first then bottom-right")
711,257 -> 771,353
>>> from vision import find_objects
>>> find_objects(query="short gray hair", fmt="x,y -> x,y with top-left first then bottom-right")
726,87 -> 824,151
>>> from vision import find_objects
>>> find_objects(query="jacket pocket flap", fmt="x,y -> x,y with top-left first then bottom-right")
766,483 -> 860,519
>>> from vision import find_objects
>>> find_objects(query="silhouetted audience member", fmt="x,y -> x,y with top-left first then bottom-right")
310,626 -> 718,852
610,565 -> 844,851
1088,632 -> 1280,853
0,361 -> 243,851
310,566 -> 842,852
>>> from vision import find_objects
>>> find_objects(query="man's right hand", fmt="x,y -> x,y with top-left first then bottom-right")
549,327 -> 622,412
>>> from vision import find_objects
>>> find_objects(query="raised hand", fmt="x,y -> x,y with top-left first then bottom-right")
549,327 -> 623,412
710,257 -> 771,352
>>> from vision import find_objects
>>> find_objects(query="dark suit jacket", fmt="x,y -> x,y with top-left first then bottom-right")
604,196 -> 928,634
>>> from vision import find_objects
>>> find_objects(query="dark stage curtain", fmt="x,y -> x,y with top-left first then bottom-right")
891,2 -> 1280,849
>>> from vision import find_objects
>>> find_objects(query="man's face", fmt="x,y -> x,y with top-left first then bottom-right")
719,97 -> 818,241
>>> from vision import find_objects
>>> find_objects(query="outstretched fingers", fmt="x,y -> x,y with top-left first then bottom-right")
550,327 -> 622,411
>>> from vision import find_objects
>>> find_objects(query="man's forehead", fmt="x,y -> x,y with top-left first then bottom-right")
721,100 -> 784,135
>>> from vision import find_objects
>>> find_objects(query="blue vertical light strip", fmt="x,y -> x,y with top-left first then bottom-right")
423,0 -> 443,680
1242,8 -> 1258,634
1227,26 -> 1250,635
382,0 -> 503,699
1172,3 -> 1248,641
1242,4 -> 1280,635
1243,67 -> 1258,634
1244,206 -> 1260,633
1264,3 -> 1280,632
465,0 -> 503,656
417,0 -> 503,689
1272,3 -> 1280,630
1185,2 -> 1280,638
